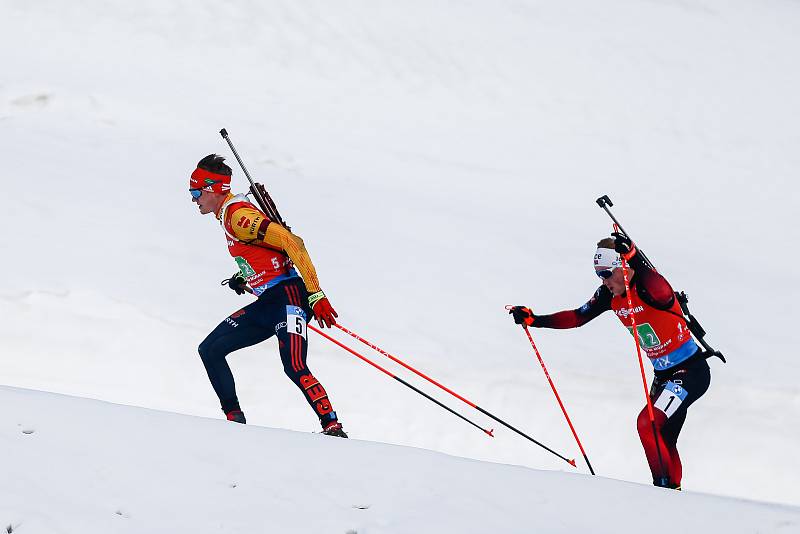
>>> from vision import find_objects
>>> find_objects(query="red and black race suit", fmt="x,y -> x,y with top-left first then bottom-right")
532,251 -> 711,486
533,252 -> 697,370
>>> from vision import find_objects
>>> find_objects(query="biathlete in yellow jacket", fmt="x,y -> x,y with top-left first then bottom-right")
189,154 -> 346,437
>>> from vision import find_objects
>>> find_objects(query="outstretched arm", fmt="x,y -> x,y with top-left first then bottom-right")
534,286 -> 613,328
511,286 -> 612,329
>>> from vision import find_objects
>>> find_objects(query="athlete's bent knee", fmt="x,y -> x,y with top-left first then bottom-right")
198,336 -> 217,364
637,407 -> 667,437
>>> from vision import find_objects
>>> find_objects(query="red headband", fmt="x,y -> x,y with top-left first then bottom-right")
190,167 -> 231,194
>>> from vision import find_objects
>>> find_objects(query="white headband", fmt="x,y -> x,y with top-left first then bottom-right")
594,247 -> 622,270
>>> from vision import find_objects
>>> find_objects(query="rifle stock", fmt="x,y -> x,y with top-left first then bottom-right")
220,128 -> 290,229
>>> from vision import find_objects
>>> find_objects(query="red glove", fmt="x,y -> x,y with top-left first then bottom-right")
309,290 -> 338,328
509,306 -> 535,327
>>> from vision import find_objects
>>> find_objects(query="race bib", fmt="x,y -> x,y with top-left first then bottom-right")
626,322 -> 662,349
287,305 -> 307,339
654,380 -> 688,418
234,256 -> 256,278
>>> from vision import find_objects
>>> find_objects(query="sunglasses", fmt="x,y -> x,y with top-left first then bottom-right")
596,269 -> 614,279
190,189 -> 203,200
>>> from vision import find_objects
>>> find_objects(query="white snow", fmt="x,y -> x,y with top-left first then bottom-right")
1,0 -> 799,530
3,385 -> 799,533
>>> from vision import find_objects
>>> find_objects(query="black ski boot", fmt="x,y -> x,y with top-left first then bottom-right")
653,477 -> 680,490
322,421 -> 348,438
226,410 -> 246,424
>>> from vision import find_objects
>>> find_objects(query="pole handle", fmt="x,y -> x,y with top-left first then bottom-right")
595,196 -> 657,269
596,194 -> 613,208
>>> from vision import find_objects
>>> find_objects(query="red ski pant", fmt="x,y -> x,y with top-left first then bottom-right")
637,355 -> 710,486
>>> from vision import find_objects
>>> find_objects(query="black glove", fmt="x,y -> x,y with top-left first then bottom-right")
612,232 -> 636,259
508,306 -> 535,326
222,273 -> 248,295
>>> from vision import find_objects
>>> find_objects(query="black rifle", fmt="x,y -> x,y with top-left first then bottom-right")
219,128 -> 290,230
595,195 -> 725,363
675,291 -> 726,362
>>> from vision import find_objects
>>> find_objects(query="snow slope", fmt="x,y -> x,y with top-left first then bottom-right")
2,386 -> 799,534
1,0 -> 799,511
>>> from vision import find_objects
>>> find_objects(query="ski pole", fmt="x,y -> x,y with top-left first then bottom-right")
615,223 -> 669,483
308,324 -> 495,438
596,196 -> 725,361
519,324 -> 596,475
596,195 -> 655,270
332,322 -> 576,468
219,128 -> 288,228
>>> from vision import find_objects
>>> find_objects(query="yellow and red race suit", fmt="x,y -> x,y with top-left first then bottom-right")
216,193 -> 322,297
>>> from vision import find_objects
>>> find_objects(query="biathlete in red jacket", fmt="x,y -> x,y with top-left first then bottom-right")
509,234 -> 710,489
189,154 -> 347,437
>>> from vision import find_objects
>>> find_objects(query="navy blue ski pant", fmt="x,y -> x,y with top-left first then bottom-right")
197,278 -> 338,427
